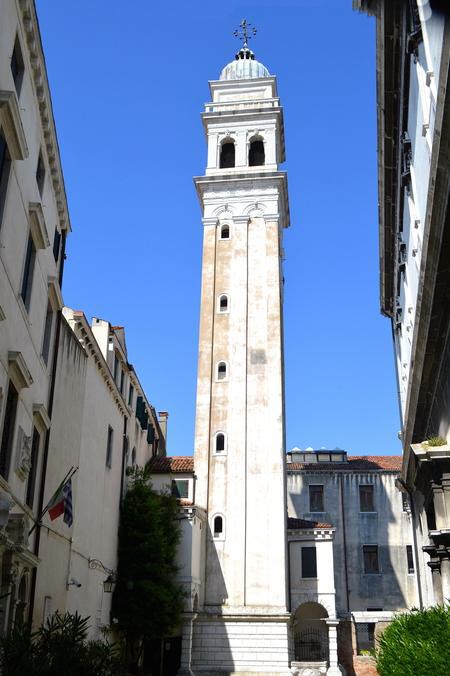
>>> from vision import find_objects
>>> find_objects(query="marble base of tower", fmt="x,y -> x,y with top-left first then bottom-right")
185,610 -> 292,675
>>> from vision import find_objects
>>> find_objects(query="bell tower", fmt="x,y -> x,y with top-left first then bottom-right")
191,22 -> 291,674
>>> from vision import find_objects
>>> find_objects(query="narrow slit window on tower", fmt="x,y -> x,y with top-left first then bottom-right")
219,295 -> 228,312
220,141 -> 235,168
249,139 -> 265,166
213,515 -> 223,538
220,224 -> 230,240
215,433 -> 225,453
217,362 -> 227,380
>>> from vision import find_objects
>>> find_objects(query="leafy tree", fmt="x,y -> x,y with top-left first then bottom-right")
111,469 -> 184,670
376,604 -> 450,676
0,611 -> 125,676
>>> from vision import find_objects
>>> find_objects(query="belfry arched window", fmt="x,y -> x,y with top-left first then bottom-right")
220,140 -> 235,169
213,515 -> 224,538
215,432 -> 226,453
218,294 -> 229,313
220,224 -> 230,240
249,138 -> 265,166
217,361 -> 227,380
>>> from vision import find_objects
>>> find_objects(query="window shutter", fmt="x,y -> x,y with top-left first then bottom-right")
136,395 -> 144,420
147,425 -> 155,444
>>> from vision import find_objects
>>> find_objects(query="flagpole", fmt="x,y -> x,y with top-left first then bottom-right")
29,466 -> 78,535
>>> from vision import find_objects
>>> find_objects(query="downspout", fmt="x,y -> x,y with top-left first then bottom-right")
119,415 -> 128,505
339,474 -> 350,614
28,231 -> 67,627
396,476 -> 423,609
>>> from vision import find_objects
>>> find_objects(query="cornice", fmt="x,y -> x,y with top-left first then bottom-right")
69,313 -> 128,415
18,0 -> 71,232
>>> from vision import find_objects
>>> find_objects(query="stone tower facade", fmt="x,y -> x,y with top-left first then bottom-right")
191,43 -> 292,674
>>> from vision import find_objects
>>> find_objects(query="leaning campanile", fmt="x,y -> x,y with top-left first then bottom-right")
190,21 -> 291,675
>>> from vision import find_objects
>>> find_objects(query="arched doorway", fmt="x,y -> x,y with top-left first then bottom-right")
293,602 -> 329,663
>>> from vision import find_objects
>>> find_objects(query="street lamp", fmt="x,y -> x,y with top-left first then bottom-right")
88,558 -> 116,593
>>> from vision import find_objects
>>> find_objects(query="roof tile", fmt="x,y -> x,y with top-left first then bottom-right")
147,456 -> 194,474
287,517 -> 332,530
288,455 -> 402,472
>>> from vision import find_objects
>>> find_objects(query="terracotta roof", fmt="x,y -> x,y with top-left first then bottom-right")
147,456 -> 194,474
288,517 -> 332,530
288,455 -> 402,472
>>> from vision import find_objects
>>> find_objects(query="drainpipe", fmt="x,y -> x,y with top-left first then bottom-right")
396,476 -> 423,609
119,416 -> 128,505
28,231 -> 67,627
339,474 -> 350,614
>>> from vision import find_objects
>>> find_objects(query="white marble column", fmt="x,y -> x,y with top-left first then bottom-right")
177,612 -> 196,676
326,620 -> 343,676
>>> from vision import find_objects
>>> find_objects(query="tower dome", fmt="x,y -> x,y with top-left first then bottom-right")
219,47 -> 270,81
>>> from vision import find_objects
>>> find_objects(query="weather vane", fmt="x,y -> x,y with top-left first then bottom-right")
234,19 -> 257,49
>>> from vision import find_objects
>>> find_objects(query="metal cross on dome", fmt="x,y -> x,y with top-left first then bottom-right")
234,19 -> 257,49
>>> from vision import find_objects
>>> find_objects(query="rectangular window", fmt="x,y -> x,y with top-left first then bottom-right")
0,381 -> 18,479
0,130 -> 11,227
301,546 -> 317,578
52,228 -> 61,261
359,484 -> 375,512
128,384 -> 134,407
26,427 -> 40,508
119,369 -> 125,395
41,300 -> 54,365
36,151 -> 45,197
406,545 -> 414,574
20,234 -> 36,311
10,36 -> 24,96
113,354 -> 119,382
106,426 -> 114,468
309,485 -> 324,512
363,545 -> 380,574
171,479 -> 189,499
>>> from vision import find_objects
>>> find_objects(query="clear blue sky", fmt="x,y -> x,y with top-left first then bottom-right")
36,0 -> 401,457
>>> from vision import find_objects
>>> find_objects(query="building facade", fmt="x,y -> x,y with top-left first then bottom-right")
33,308 -> 166,636
149,451 -> 416,676
190,39 -> 295,675
354,0 -> 450,604
287,449 -> 419,673
0,0 -> 70,633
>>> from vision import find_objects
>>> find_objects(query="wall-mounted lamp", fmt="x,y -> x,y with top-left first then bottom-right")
88,558 -> 116,594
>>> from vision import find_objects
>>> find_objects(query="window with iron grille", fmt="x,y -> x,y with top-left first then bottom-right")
406,545 -> 414,574
309,485 -> 324,512
363,545 -> 379,574
359,484 -> 375,512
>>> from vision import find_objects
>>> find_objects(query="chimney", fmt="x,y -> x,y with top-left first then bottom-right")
158,411 -> 169,451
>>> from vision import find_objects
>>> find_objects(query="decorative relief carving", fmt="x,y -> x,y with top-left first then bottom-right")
15,427 -> 32,481
0,491 -> 13,529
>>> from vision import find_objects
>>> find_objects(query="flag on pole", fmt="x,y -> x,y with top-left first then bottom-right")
48,477 -> 73,526
63,479 -> 73,527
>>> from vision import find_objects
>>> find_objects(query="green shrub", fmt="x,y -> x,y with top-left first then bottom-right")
425,436 -> 447,446
0,611 -> 125,676
377,605 -> 450,676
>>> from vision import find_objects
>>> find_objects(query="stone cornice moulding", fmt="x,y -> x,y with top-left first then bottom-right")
8,351 -> 33,390
18,0 -> 71,233
0,90 -> 28,160
29,202 -> 49,249
33,403 -> 51,431
47,276 -> 63,311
